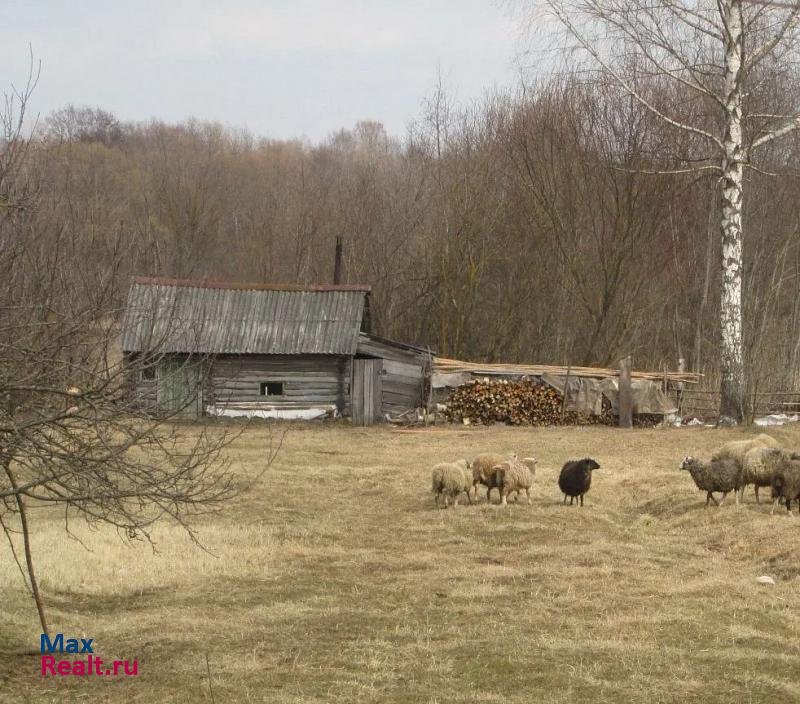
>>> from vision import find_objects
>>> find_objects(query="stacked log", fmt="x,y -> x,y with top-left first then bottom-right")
442,377 -> 661,427
443,378 -> 585,426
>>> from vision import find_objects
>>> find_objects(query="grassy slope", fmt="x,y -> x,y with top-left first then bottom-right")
2,423 -> 800,703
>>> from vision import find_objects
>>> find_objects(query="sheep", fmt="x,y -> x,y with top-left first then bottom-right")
711,434 -> 780,465
558,458 -> 601,506
679,456 -> 742,507
431,459 -> 472,508
471,452 -> 517,503
770,458 -> 800,515
739,447 -> 796,503
494,457 -> 538,506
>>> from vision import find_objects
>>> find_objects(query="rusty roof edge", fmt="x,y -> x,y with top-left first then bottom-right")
131,275 -> 371,293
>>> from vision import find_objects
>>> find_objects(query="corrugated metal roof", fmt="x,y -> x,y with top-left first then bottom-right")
121,278 -> 368,354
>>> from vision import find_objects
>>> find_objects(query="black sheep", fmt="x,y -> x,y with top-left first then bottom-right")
770,459 -> 800,515
558,458 -> 601,506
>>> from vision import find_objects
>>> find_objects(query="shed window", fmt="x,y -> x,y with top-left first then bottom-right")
141,366 -> 157,381
260,382 -> 284,396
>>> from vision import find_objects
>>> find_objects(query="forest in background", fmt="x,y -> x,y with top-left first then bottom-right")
6,75 -> 800,392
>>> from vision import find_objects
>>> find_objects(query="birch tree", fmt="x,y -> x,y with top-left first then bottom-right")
522,0 -> 800,421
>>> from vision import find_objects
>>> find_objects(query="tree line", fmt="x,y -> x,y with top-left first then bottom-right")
18,78 -> 799,395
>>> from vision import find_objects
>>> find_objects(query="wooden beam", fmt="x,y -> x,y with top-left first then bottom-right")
619,356 -> 633,429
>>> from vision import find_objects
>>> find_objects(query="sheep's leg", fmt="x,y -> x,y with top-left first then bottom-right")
562,494 -> 567,505
466,489 -> 473,505
579,494 -> 584,507
500,488 -> 507,506
444,494 -> 450,509
771,498 -> 780,515
525,488 -> 531,505
719,492 -> 728,507
754,486 -> 760,504
434,492 -> 440,509
486,487 -> 493,504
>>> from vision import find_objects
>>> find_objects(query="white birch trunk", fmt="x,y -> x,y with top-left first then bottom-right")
719,0 -> 746,422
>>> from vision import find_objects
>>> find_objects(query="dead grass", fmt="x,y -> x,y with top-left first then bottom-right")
2,422 -> 800,702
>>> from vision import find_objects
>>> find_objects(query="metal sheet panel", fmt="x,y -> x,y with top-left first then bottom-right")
121,279 -> 367,355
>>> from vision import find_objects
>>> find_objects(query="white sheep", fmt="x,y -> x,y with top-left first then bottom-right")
471,452 -> 517,503
712,434 -> 779,465
494,457 -> 538,506
431,459 -> 472,508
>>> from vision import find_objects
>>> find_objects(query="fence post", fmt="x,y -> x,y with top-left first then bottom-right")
619,355 -> 633,428
676,357 -> 685,416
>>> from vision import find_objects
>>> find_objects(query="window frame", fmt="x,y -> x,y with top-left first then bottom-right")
260,381 -> 284,397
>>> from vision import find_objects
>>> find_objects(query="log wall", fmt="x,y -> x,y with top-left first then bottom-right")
209,354 -> 352,413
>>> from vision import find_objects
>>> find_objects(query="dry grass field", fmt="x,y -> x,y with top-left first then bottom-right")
2,422 -> 800,703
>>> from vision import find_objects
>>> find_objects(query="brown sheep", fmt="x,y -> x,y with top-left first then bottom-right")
471,452 -> 517,503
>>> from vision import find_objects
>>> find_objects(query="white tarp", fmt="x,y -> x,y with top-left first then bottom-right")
754,414 -> 800,427
206,405 -> 335,420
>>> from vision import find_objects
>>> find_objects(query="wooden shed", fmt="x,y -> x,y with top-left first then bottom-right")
120,277 -> 430,424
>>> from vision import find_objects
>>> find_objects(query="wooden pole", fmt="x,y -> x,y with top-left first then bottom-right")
425,347 -> 434,425
619,355 -> 633,428
677,357 -> 685,416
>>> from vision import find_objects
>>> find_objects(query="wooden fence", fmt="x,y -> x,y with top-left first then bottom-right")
678,389 -> 800,420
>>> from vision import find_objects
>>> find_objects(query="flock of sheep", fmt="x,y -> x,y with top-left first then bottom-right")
431,453 -> 601,508
431,433 -> 800,513
681,433 -> 800,512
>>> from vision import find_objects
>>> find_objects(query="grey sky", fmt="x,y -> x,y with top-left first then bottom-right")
1,1 -> 522,142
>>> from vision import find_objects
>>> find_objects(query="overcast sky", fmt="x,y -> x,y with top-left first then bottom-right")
0,0 -> 523,142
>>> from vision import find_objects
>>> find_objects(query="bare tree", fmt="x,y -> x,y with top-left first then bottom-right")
519,0 -> 800,421
45,104 -> 125,146
0,70 -> 270,635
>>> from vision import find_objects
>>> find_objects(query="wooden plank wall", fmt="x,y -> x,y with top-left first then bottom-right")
352,358 -> 382,425
356,336 -> 427,415
125,353 -> 159,410
209,354 -> 352,412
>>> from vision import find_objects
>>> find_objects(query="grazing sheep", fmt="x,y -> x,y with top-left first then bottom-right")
740,447 -> 796,503
431,459 -> 472,509
712,434 -> 780,465
471,452 -> 517,503
679,456 -> 742,507
494,457 -> 538,506
770,458 -> 800,515
558,458 -> 601,506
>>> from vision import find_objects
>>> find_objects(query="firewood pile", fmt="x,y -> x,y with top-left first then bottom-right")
442,378 -> 661,427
